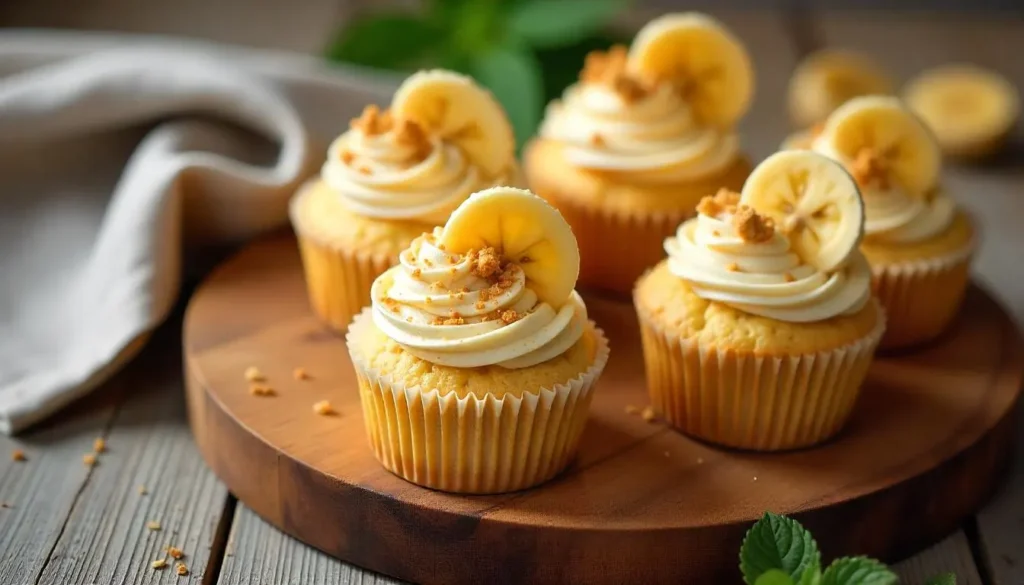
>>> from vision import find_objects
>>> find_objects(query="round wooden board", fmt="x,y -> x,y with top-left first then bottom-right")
185,234 -> 1022,585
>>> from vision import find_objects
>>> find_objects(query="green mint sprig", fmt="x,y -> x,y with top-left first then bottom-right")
741,512 -> 957,585
325,0 -> 630,149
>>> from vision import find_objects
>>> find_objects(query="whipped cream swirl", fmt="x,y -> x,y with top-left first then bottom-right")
665,208 -> 872,323
539,82 -> 739,183
323,122 -> 509,225
813,142 -> 956,244
371,230 -> 587,369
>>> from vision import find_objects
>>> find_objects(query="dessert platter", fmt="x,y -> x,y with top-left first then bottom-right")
184,12 -> 1023,585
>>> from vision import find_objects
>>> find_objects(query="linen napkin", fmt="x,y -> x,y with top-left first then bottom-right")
0,30 -> 395,434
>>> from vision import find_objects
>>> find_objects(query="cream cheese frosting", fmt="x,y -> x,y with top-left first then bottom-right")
323,106 -> 513,225
813,141 -> 956,244
538,46 -> 739,183
370,229 -> 587,369
665,192 -> 872,323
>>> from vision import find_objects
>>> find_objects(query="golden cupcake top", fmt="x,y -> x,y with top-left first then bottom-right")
538,13 -> 753,183
811,96 -> 958,245
322,70 -> 517,225
664,150 -> 872,323
370,187 -> 588,369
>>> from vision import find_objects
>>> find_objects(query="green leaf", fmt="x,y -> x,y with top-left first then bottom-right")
507,0 -> 628,49
325,14 -> 439,69
470,45 -> 544,149
757,570 -> 797,585
925,573 -> 956,585
820,557 -> 898,585
740,512 -> 822,585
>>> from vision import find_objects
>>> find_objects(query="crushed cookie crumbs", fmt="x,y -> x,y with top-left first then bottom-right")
697,189 -> 741,218
851,147 -> 890,189
138,485 -> 148,495
167,546 -> 184,560
93,438 -> 106,453
147,520 -> 161,531
11,449 -> 25,462
580,45 -> 650,102
249,384 -> 275,397
393,119 -> 431,162
784,273 -> 796,283
350,104 -> 393,135
411,268 -> 423,279
500,310 -> 519,324
176,563 -> 189,576
590,133 -> 606,147
83,454 -> 97,467
442,316 -> 466,325
293,367 -> 310,381
357,165 -> 373,175
641,406 -> 657,423
151,559 -> 168,570
471,247 -> 502,279
732,205 -> 775,243
340,150 -> 355,164
313,400 -> 335,416
244,367 -> 265,382
726,263 -> 740,272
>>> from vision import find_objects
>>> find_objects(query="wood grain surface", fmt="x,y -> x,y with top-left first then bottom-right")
183,233 -> 1022,585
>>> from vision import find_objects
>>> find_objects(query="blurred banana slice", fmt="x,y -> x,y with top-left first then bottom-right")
904,64 -> 1020,160
816,96 -> 941,197
788,49 -> 894,129
391,70 -> 515,177
440,187 -> 580,307
627,12 -> 754,128
741,150 -> 864,273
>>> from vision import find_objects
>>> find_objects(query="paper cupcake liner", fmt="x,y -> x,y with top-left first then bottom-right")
871,243 -> 974,350
346,309 -> 611,494
289,190 -> 395,332
635,299 -> 886,451
549,193 -> 693,297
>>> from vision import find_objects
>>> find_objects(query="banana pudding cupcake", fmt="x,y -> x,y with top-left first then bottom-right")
291,70 -> 519,331
812,96 -> 976,349
635,151 -> 884,451
525,13 -> 755,295
347,187 -> 609,493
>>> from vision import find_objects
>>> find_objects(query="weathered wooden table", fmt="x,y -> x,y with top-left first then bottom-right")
1,6 -> 1023,585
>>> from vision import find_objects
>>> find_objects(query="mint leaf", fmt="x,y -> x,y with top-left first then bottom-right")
326,14 -> 439,69
470,45 -> 543,149
757,569 -> 797,585
925,573 -> 956,585
507,0 -> 627,49
740,512 -> 821,585
820,557 -> 897,585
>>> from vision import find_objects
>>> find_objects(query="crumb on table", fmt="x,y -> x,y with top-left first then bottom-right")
93,438 -> 106,453
176,562 -> 189,576
146,520 -> 161,531
641,406 -> 657,423
244,366 -> 265,382
313,400 -> 335,416
151,559 -> 167,570
11,449 -> 26,462
293,367 -> 310,381
249,384 -> 275,397
167,546 -> 184,560
83,454 -> 97,467
138,485 -> 148,495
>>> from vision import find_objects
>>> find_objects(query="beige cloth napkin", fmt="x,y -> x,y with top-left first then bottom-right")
0,31 -> 395,434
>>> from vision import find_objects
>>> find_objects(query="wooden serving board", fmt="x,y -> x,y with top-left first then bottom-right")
184,233 -> 1022,585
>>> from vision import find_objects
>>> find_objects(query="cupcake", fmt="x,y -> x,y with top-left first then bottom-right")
524,13 -> 755,296
811,96 -> 976,349
346,187 -> 609,493
635,150 -> 884,451
290,70 -> 519,331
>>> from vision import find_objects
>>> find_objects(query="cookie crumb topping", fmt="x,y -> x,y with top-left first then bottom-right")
851,147 -> 891,189
351,105 -> 393,135
732,205 -> 776,243
697,189 -> 741,218
581,45 -> 650,103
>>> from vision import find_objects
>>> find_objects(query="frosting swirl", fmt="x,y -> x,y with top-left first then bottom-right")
370,230 -> 587,369
323,106 -> 511,225
538,47 -> 738,183
814,142 -> 956,244
665,193 -> 872,323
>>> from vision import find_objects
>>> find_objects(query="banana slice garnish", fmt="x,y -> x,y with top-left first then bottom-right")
788,49 -> 893,128
815,96 -> 941,197
904,64 -> 1020,160
741,150 -> 864,273
391,70 -> 515,177
439,187 -> 580,307
627,12 -> 754,128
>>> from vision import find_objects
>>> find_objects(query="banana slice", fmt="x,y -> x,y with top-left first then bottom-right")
439,187 -> 580,307
391,70 -> 515,177
740,150 -> 864,273
627,12 -> 753,128
788,49 -> 893,128
816,96 -> 941,197
904,64 -> 1020,160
